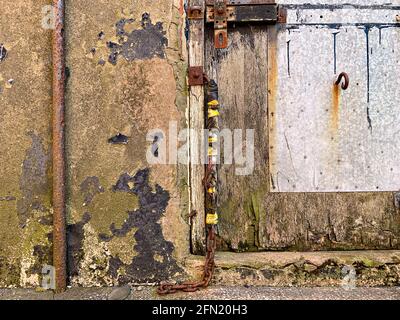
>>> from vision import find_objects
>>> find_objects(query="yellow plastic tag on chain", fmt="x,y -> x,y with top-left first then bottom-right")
206,213 -> 218,225
208,100 -> 219,106
208,147 -> 217,156
208,109 -> 220,118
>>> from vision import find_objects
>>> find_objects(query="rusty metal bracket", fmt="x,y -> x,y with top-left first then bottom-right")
214,0 -> 228,49
189,66 -> 208,86
206,1 -> 283,49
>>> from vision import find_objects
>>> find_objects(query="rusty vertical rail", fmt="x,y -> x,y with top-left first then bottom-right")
52,0 -> 67,293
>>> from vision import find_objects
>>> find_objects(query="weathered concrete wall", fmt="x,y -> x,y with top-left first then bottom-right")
187,251 -> 400,287
64,0 -> 189,286
0,0 -> 190,288
0,0 -> 53,288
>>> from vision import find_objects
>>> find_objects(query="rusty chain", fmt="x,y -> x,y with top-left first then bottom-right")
158,226 -> 217,294
158,79 -> 220,295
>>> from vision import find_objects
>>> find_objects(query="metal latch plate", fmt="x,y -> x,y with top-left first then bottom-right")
213,0 -> 229,49
206,2 -> 279,24
188,66 -> 206,86
205,1 -> 282,48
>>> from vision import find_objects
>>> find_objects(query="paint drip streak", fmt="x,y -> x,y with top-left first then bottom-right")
287,40 -> 291,76
365,26 -> 372,131
333,32 -> 339,74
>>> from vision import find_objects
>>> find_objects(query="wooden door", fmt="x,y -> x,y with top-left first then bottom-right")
192,2 -> 400,253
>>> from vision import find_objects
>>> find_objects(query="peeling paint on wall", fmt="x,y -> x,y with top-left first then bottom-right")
0,44 -> 7,62
68,168 -> 184,285
106,13 -> 168,65
108,133 -> 129,145
0,196 -> 16,201
80,177 -> 105,207
99,169 -> 183,284
67,212 -> 91,278
17,133 -> 50,227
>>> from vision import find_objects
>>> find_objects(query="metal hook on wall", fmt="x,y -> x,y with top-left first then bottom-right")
335,72 -> 350,90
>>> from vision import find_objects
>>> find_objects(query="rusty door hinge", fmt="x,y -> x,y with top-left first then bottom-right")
205,0 -> 284,49
189,66 -> 208,86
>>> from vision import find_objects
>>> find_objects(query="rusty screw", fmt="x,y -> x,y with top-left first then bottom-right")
335,72 -> 350,90
190,6 -> 202,15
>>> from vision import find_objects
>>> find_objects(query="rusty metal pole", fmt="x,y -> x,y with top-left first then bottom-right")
52,0 -> 67,293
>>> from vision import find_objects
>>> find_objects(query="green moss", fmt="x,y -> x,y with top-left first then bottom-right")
244,186 -> 268,249
0,257 -> 21,287
219,198 -> 237,227
107,228 -> 138,264
21,216 -> 51,253
86,190 -> 139,236
219,184 -> 269,251
358,257 -> 379,268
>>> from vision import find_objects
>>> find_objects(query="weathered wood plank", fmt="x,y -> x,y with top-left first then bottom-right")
260,192 -> 400,250
205,25 -> 269,251
189,0 -> 207,254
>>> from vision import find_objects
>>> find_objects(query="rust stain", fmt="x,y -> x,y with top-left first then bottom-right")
326,84 -> 341,169
330,84 -> 340,133
179,0 -> 184,16
267,26 -> 278,191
